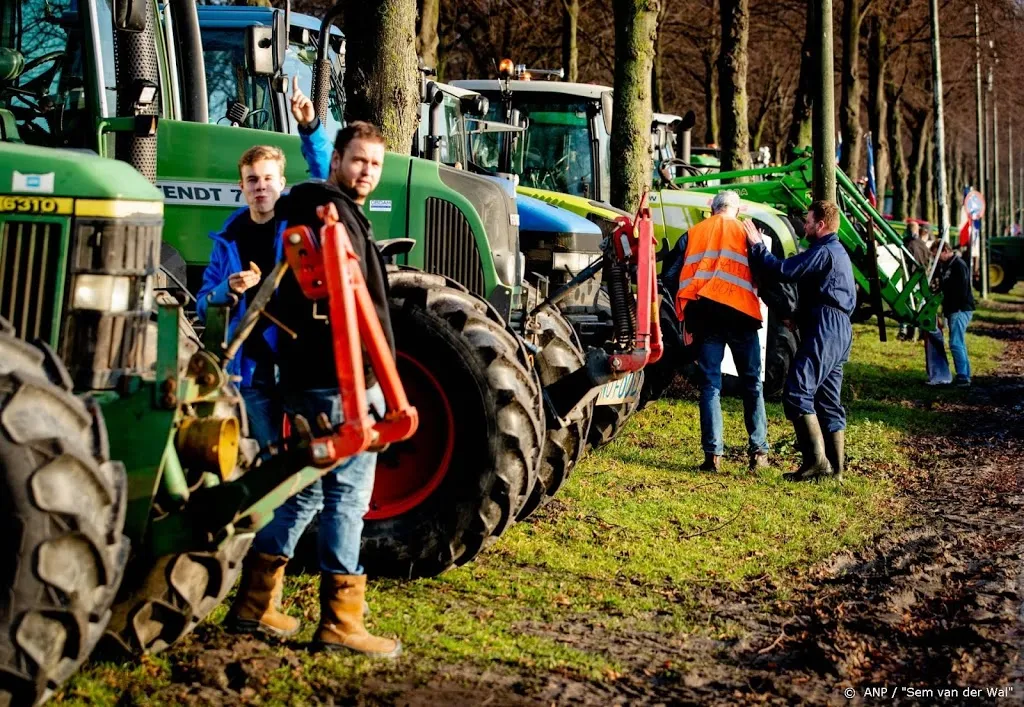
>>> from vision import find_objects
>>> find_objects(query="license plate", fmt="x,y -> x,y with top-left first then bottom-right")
595,371 -> 642,405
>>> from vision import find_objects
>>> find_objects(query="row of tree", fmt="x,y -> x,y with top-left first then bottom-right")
288,0 -> 1024,222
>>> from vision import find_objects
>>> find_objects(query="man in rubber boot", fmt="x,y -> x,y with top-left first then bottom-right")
675,190 -> 770,473
745,200 -> 855,482
225,118 -> 401,658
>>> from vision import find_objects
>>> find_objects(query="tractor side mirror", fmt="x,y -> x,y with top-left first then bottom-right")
461,94 -> 489,117
112,0 -> 147,31
246,26 -> 277,77
600,92 -> 614,136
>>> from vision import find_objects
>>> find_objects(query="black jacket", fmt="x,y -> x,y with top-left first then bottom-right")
938,254 -> 975,315
273,181 -> 395,389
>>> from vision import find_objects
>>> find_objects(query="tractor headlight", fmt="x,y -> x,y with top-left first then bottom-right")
72,274 -> 132,312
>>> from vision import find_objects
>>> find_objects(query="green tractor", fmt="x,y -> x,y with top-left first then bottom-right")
0,1 -> 427,703
452,75 -> 802,400
175,5 -> 657,563
671,154 -> 943,332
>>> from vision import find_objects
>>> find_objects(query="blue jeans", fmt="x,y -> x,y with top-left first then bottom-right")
948,311 -> 973,379
252,384 -> 384,575
697,329 -> 768,455
240,373 -> 281,449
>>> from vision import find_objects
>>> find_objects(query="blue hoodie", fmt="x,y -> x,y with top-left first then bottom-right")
196,121 -> 333,387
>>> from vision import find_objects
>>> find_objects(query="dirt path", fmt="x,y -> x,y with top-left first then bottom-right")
108,311 -> 1024,707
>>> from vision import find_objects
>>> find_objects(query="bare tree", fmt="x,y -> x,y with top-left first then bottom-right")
417,0 -> 441,72
839,0 -> 866,179
887,83 -> 909,219
787,0 -> 814,155
563,0 -> 580,82
719,0 -> 752,171
610,0 -> 660,211
867,14 -> 889,206
906,105 -> 932,220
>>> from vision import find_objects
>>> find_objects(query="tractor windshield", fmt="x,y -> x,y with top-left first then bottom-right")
0,0 -> 114,147
417,90 -> 468,167
200,26 -> 343,136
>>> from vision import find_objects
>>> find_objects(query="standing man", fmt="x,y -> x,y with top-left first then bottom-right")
745,200 -> 855,482
675,190 -> 770,472
197,78 -> 332,448
931,241 -> 975,387
227,119 -> 401,659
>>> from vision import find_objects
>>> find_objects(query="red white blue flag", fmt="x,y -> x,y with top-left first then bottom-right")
865,133 -> 878,208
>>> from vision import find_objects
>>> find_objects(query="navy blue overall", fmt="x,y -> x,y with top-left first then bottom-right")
749,233 -> 856,432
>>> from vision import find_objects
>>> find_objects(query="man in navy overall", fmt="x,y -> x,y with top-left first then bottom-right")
745,200 -> 856,482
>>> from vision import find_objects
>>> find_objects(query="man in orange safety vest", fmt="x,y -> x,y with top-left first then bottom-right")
675,190 -> 769,472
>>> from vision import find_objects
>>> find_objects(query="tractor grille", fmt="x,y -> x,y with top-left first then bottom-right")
424,198 -> 485,296
0,220 -> 65,343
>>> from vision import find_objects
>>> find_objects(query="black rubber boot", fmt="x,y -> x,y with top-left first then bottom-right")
824,429 -> 845,481
699,453 -> 722,472
783,415 -> 833,482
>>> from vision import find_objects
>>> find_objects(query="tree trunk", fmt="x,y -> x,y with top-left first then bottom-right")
887,85 -> 908,220
839,0 -> 863,179
651,0 -> 666,112
906,107 -> 932,221
416,0 -> 440,73
923,130 -> 936,223
702,51 -> 719,145
610,0 -> 659,211
344,0 -> 420,154
787,0 -> 815,156
866,15 -> 888,210
562,0 -> 579,83
718,0 -> 752,173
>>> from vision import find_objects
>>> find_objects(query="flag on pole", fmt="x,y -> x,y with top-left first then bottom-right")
865,133 -> 878,207
958,189 -> 971,247
836,131 -> 842,164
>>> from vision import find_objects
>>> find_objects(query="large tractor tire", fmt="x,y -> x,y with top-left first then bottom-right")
586,370 -> 645,452
638,296 -> 685,410
361,271 -> 543,578
989,260 -> 1017,294
0,327 -> 128,707
517,305 -> 593,521
764,314 -> 798,398
98,532 -> 253,657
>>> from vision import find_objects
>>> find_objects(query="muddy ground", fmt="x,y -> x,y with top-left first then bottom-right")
110,309 -> 1024,707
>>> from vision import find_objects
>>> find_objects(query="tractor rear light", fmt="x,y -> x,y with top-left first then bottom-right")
71,274 -> 132,312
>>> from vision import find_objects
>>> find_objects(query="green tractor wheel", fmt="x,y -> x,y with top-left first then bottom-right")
97,533 -> 253,657
989,261 -> 1017,294
0,324 -> 128,707
517,304 -> 593,521
360,270 -> 543,578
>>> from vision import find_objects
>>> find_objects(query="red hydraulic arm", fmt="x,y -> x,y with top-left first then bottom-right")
282,203 -> 418,465
608,192 -> 663,373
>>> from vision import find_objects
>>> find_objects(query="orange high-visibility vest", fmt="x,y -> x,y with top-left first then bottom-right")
674,214 -> 762,323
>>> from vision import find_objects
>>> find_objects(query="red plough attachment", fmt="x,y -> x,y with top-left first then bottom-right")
282,203 -> 418,465
608,192 -> 663,373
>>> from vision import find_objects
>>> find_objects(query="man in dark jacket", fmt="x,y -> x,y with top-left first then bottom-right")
932,241 -> 975,386
745,200 -> 856,482
226,120 -> 401,659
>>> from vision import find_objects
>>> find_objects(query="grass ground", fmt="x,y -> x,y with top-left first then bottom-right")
56,293 -> 1015,706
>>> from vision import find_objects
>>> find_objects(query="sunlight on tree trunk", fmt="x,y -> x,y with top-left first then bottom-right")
611,0 -> 659,211
887,86 -> 908,221
718,0 -> 751,173
867,15 -> 888,209
563,0 -> 579,82
344,0 -> 419,154
702,51 -> 719,145
417,0 -> 440,74
787,0 -> 814,157
839,0 -> 863,179
907,108 -> 932,221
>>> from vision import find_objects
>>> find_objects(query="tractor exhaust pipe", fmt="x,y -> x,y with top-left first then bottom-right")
312,3 -> 346,124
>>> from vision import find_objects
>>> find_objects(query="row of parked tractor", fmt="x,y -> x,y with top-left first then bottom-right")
0,1 -> 944,704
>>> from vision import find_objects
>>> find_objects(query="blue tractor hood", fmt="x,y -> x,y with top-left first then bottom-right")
517,193 -> 604,254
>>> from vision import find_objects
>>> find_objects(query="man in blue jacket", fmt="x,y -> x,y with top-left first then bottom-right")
196,78 -> 331,448
745,200 -> 856,482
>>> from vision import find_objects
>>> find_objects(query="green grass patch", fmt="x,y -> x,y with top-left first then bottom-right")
58,315 -> 1009,703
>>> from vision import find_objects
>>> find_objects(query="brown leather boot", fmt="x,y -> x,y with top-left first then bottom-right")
225,553 -> 300,638
313,573 -> 401,658
749,451 -> 769,471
